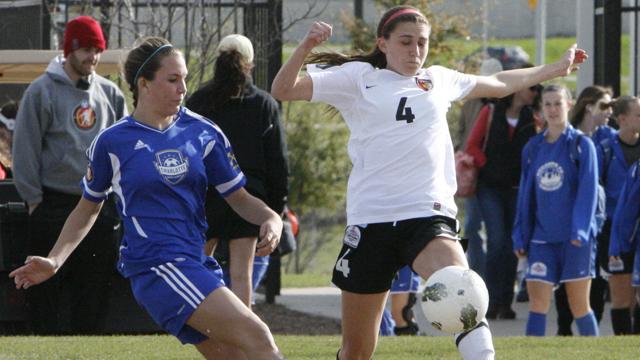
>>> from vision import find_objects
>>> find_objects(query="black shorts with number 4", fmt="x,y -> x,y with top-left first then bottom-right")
331,216 -> 460,294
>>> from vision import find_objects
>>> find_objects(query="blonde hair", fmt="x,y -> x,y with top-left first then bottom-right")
217,34 -> 254,63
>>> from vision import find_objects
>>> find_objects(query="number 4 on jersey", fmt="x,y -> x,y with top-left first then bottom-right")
395,97 -> 415,123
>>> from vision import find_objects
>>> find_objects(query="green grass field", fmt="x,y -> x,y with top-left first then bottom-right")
0,334 -> 638,359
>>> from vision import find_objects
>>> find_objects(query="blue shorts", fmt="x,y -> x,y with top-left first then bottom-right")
526,240 -> 596,285
390,265 -> 421,293
129,256 -> 225,344
632,252 -> 640,287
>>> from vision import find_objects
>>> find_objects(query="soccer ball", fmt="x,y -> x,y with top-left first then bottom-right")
420,265 -> 489,334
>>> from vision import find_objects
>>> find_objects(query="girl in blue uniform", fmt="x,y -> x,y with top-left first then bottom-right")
610,159 -> 640,296
9,37 -> 284,360
554,85 -> 614,335
606,96 -> 640,334
513,84 -> 599,336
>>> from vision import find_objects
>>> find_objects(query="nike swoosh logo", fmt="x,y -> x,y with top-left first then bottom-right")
365,85 -> 377,89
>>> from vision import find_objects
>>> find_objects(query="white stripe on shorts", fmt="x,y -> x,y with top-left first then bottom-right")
166,262 -> 206,300
157,264 -> 204,306
151,266 -> 198,309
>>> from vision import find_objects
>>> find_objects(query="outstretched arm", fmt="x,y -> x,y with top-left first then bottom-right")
9,198 -> 103,289
466,44 -> 588,100
271,21 -> 332,101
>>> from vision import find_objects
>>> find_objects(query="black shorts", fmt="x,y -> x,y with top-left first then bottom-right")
331,216 -> 460,294
205,189 -> 259,241
598,219 -> 634,274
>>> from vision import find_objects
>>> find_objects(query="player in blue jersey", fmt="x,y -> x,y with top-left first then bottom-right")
271,5 -> 586,360
513,84 -> 600,337
554,85 -> 614,335
610,159 -> 640,302
9,37 -> 284,360
606,96 -> 640,334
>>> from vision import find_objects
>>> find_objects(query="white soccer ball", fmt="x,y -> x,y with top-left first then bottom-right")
420,265 -> 489,334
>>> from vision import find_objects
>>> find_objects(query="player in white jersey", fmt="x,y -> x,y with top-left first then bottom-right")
9,37 -> 284,360
271,5 -> 587,360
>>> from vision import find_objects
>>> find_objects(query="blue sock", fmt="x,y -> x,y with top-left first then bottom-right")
576,311 -> 599,336
526,312 -> 546,336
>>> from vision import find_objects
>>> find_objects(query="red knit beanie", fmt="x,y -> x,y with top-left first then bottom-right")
63,16 -> 106,57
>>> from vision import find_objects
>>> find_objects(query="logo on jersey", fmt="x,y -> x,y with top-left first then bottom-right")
227,152 -> 240,171
415,77 -> 433,92
73,100 -> 97,129
536,161 -> 564,191
343,225 -> 361,248
154,149 -> 189,184
530,262 -> 547,277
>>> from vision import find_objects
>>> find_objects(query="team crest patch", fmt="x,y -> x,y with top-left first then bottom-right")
343,225 -> 361,248
73,100 -> 96,129
415,77 -> 433,92
536,161 -> 564,191
529,262 -> 547,277
227,152 -> 240,171
154,149 -> 189,184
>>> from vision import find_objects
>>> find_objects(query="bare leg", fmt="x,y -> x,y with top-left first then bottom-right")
339,290 -> 388,360
188,287 -> 282,360
609,274 -> 634,309
204,238 -> 219,257
565,279 -> 592,318
391,293 -> 410,327
411,237 -> 468,280
527,281 -> 554,314
228,237 -> 258,307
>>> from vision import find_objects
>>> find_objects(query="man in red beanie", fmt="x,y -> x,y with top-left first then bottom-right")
12,15 -> 127,335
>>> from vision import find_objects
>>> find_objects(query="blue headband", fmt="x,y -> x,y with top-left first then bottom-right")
133,44 -> 173,86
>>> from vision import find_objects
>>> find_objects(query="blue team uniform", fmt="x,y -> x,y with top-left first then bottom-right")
610,160 -> 640,285
82,107 -> 246,343
594,126 -> 630,219
513,126 -> 598,284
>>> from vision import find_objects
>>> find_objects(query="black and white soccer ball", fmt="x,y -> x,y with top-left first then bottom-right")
420,265 -> 489,334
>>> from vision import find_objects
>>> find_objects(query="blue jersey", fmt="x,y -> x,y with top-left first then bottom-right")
82,107 -> 246,277
513,126 -> 597,250
594,126 -> 634,218
610,160 -> 640,256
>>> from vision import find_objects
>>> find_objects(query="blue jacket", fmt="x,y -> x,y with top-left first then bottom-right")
513,126 -> 598,251
594,126 -> 631,218
609,160 -> 640,256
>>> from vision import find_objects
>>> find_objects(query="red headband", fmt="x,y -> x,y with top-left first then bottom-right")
383,9 -> 423,28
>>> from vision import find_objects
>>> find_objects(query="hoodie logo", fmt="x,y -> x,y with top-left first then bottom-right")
73,100 -> 96,130
536,161 -> 564,192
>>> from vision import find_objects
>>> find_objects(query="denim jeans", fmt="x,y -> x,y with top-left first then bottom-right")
463,196 -> 486,279
476,185 -> 518,306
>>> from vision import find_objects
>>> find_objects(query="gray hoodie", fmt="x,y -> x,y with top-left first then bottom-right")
12,55 -> 127,205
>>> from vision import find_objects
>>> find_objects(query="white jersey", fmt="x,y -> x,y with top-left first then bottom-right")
308,62 -> 476,225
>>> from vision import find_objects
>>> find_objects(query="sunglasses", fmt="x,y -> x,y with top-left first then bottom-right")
599,101 -> 613,110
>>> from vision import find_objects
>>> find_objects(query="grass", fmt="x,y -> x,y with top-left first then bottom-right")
282,272 -> 332,288
0,335 -> 639,359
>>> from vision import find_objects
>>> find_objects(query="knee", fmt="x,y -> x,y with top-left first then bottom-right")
241,318 -> 279,354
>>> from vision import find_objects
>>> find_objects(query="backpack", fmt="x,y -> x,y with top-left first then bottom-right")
570,135 -> 607,235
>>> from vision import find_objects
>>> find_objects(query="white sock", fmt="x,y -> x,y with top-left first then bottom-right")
455,321 -> 495,360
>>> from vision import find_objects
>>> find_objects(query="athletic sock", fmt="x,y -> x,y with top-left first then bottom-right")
455,321 -> 495,360
525,312 -> 546,336
610,307 -> 632,335
633,304 -> 640,334
575,311 -> 599,336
